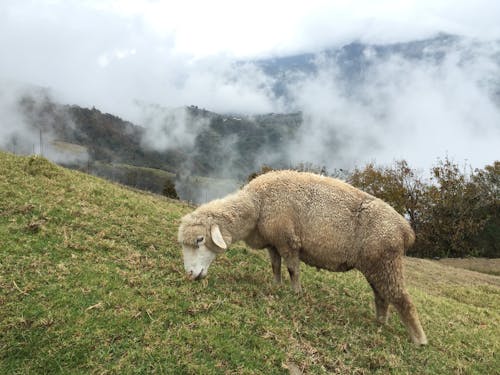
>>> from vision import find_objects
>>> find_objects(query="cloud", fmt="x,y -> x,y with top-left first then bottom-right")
139,106 -> 208,151
65,0 -> 500,57
0,82 -> 32,153
1,0 -> 499,176
170,61 -> 282,114
0,1 -> 285,123
283,39 -> 500,171
0,81 -> 89,164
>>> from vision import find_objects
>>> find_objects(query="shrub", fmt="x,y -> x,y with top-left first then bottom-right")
350,158 -> 499,258
162,178 -> 179,199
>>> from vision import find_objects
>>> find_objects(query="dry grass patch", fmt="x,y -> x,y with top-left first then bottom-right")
434,257 -> 500,276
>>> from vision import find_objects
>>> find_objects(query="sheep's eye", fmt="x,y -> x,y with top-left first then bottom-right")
196,236 -> 204,245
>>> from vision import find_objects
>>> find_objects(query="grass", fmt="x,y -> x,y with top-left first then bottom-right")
1,151 -> 499,374
434,258 -> 500,276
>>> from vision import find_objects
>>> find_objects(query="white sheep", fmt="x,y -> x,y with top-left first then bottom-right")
178,170 -> 427,345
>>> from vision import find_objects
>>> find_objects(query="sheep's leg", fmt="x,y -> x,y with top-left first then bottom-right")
391,290 -> 427,345
362,259 -> 427,345
267,246 -> 282,283
283,253 -> 302,294
368,281 -> 389,324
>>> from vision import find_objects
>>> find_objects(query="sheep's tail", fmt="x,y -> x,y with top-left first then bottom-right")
402,221 -> 416,251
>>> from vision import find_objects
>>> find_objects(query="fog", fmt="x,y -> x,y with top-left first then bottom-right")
147,38 -> 500,175
1,0 -> 499,178
0,81 -> 89,164
283,40 -> 500,171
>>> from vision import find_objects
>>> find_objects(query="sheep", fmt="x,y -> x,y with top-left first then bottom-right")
178,170 -> 428,345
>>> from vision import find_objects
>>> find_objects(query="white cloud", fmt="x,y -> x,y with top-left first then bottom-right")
98,48 -> 137,68
0,0 -> 499,171
284,42 -> 500,170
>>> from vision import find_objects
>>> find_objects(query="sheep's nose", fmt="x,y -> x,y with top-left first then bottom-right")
187,270 -> 204,281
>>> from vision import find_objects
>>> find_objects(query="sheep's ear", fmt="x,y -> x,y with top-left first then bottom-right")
211,224 -> 227,250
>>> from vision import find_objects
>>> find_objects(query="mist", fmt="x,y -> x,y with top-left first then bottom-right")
282,38 -> 500,172
1,1 -> 499,202
139,37 -> 500,182
2,36 -> 499,191
0,81 -> 89,164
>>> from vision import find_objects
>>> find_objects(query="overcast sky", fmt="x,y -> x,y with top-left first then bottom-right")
4,0 -> 499,59
1,0 -> 499,171
2,0 -> 499,109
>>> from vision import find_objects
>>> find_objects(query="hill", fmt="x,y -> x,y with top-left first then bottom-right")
6,92 -> 301,201
12,94 -> 301,179
256,33 -> 500,100
4,33 -> 499,202
1,151 -> 499,373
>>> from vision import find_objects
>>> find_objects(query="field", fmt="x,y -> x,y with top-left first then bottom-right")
1,152 -> 499,374
435,258 -> 500,276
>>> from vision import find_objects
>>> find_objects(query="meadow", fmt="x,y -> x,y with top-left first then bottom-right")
1,152 -> 498,374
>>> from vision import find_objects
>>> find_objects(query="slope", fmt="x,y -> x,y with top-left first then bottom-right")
0,152 -> 499,374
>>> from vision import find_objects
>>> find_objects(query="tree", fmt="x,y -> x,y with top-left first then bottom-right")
413,158 -> 488,257
349,161 -> 426,231
349,158 -> 499,258
162,178 -> 179,200
471,161 -> 500,257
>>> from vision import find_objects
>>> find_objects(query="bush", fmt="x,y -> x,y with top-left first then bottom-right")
349,159 -> 499,258
162,178 -> 179,199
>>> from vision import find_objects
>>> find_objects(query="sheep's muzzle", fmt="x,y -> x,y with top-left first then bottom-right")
187,269 -> 205,281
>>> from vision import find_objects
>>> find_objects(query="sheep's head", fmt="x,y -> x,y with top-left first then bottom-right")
178,218 -> 228,281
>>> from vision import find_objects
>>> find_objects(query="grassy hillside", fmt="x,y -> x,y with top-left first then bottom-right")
1,151 -> 499,374
435,258 -> 500,276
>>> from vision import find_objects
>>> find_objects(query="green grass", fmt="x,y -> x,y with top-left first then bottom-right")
1,152 -> 499,374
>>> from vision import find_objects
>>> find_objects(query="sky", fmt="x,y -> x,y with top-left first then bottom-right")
0,0 -> 499,172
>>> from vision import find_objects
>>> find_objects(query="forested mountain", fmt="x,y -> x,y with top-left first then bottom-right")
5,33 -> 499,178
12,94 -> 302,179
256,33 -> 500,99
2,33 -> 499,203
2,91 -> 303,202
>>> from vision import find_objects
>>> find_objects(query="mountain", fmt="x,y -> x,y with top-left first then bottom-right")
255,33 -> 499,97
2,34 -> 499,202
4,91 -> 302,202
258,33 -> 462,75
14,93 -> 183,172
1,151 -> 499,373
12,93 -> 303,176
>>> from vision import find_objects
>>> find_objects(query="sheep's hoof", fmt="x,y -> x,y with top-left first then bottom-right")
413,336 -> 428,346
411,332 -> 428,346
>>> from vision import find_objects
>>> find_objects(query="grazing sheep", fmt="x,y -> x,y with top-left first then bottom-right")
178,170 -> 427,345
